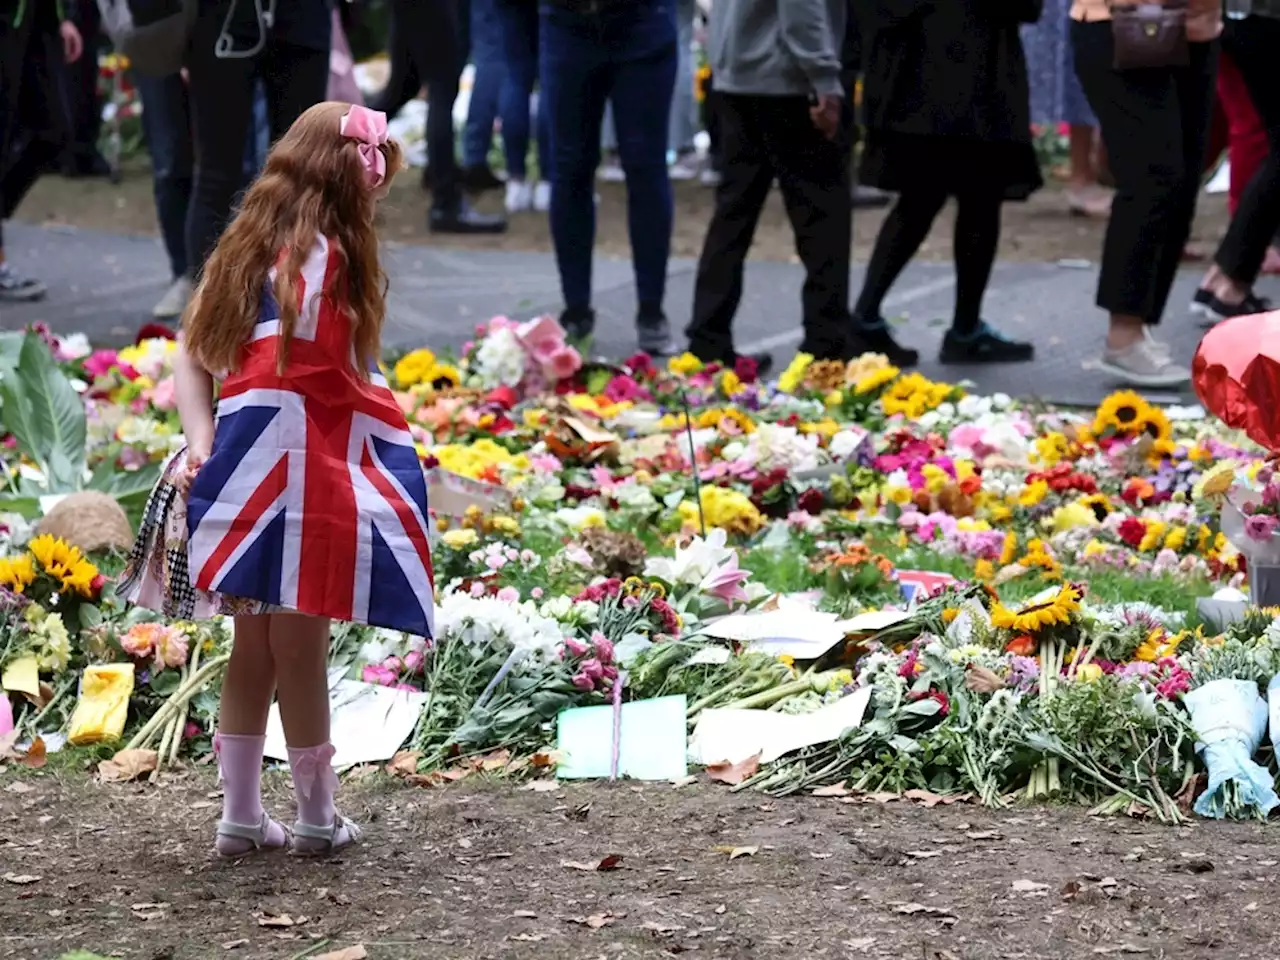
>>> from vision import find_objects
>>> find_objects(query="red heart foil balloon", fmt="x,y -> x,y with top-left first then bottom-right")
1193,311 -> 1280,451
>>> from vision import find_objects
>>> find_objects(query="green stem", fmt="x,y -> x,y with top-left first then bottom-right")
125,655 -> 229,750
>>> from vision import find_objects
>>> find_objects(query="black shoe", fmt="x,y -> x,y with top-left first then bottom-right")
1191,288 -> 1272,325
851,184 -> 893,209
429,199 -> 507,235
561,306 -> 596,341
940,322 -> 1034,364
462,165 -> 506,192
848,321 -> 920,368
637,307 -> 678,357
62,151 -> 113,179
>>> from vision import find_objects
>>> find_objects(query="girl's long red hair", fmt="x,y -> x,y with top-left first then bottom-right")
181,101 -> 403,378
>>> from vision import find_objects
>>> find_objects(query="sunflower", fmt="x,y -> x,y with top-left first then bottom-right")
1093,390 -> 1150,436
1136,405 -> 1172,444
1135,627 -> 1184,662
989,583 -> 1083,634
852,365 -> 900,396
1079,493 -> 1113,523
426,363 -> 462,391
0,553 -> 36,593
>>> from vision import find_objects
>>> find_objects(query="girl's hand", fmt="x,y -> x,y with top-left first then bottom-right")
59,21 -> 83,64
176,445 -> 210,498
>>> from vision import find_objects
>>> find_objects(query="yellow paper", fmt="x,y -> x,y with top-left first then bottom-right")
1,656 -> 40,698
68,664 -> 136,746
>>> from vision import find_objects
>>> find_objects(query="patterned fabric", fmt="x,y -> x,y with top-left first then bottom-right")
1020,0 -> 1097,127
185,235 -> 436,637
117,449 -> 274,621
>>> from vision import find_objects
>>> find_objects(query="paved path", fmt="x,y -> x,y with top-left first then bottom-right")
1,221 -> 1257,405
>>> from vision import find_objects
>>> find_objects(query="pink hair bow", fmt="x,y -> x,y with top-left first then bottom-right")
340,105 -> 390,189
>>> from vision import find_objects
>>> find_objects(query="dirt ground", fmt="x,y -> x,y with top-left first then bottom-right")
14,160 -> 1233,266
2,766 -> 1277,960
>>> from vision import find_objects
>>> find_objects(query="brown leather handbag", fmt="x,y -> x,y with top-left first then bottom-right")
1110,1 -> 1191,70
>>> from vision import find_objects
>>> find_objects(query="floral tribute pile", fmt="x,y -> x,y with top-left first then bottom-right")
4,317 -> 1280,821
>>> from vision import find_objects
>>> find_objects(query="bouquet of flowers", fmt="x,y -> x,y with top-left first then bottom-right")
460,315 -> 584,394
1182,633 -> 1280,819
1220,475 -> 1280,605
0,534 -> 105,630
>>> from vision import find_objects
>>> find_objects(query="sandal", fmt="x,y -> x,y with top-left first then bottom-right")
215,813 -> 291,858
290,814 -> 362,857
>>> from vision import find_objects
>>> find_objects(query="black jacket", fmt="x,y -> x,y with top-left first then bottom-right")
1,0 -> 68,29
861,0 -> 1040,143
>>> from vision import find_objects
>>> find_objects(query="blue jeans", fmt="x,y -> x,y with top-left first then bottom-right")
670,0 -> 697,154
497,0 -> 550,180
135,72 -> 194,279
540,0 -> 677,312
464,0 -> 505,169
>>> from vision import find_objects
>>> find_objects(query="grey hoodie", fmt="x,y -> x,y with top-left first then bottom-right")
708,0 -> 846,98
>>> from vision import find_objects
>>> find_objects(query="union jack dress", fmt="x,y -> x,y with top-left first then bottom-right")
119,236 -> 436,637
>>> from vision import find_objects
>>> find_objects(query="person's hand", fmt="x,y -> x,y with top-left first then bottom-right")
809,93 -> 843,141
175,444 -> 210,498
60,21 -> 83,64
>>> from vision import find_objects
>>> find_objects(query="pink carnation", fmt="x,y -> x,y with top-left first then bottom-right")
564,636 -> 589,658
571,671 -> 595,691
591,631 -> 614,665
546,345 -> 583,380
83,349 -> 120,379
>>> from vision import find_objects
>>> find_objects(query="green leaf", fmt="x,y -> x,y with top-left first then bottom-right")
0,494 -> 41,520
92,460 -> 163,503
0,334 -> 87,490
0,330 -> 21,376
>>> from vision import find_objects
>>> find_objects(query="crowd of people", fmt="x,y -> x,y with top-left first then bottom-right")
1,0 -> 1279,389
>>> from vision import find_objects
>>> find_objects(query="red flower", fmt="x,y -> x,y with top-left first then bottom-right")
486,385 -> 518,410
798,488 -> 825,515
1117,516 -> 1147,547
625,352 -> 656,378
734,354 -> 760,383
928,689 -> 950,717
1005,634 -> 1036,656
135,323 -> 175,344
89,573 -> 107,597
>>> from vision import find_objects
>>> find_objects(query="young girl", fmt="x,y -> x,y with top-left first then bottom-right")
118,103 -> 436,858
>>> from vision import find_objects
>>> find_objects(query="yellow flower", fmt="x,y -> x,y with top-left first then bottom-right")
26,535 -> 100,598
441,528 -> 480,549
1137,406 -> 1172,445
885,485 -> 912,506
1193,462 -> 1236,501
920,463 -> 949,495
824,389 -> 845,408
999,531 -> 1018,566
1082,538 -> 1107,558
1164,526 -> 1187,552
720,370 -> 743,396
1076,663 -> 1103,682
1079,493 -> 1112,523
490,515 -> 522,536
393,348 -> 437,388
880,372 -> 954,418
973,558 -> 995,581
668,352 -> 705,376
853,365 -> 899,395
1093,390 -> 1150,436
1135,628 -> 1182,662
1033,432 -> 1071,467
1050,502 -> 1098,532
989,584 -> 1082,634
1138,520 -> 1167,553
845,352 -> 892,382
695,407 -> 756,434
1018,480 -> 1049,508
0,553 -> 36,593
424,362 -> 461,390
432,438 -> 530,481
678,486 -> 765,535
777,353 -> 814,394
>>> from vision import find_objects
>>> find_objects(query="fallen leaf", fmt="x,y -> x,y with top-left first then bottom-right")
642,921 -> 687,935
524,780 -> 560,793
597,853 -> 623,871
1099,877 -> 1119,889
812,784 -> 851,797
19,736 -> 46,769
903,789 -> 947,808
480,749 -> 511,772
5,781 -> 33,794
811,852 -> 833,860
671,775 -> 698,788
1012,879 -> 1050,894
98,748 -> 158,783
568,802 -> 592,822
2,873 -> 40,885
1062,881 -> 1082,901
705,753 -> 761,786
256,913 -> 305,928
561,854 -> 623,872
530,750 -> 563,768
222,940 -> 250,950
845,938 -> 877,953
1092,946 -> 1149,955
935,951 -> 960,960
891,902 -> 958,922
1171,859 -> 1214,874
513,910 -> 538,919
965,830 -> 1001,841
907,850 -> 943,859
728,845 -> 759,860
314,947 -> 368,960
386,751 -> 420,776
567,913 -> 615,929
509,933 -> 545,942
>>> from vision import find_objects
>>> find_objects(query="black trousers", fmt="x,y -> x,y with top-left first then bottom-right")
60,0 -> 103,171
1072,21 -> 1217,323
184,11 -> 329,279
0,16 -> 64,250
688,93 -> 853,360
1214,16 -> 1280,285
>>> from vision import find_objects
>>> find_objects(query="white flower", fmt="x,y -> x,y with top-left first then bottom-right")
58,333 -> 91,359
117,416 -> 173,454
829,429 -> 868,462
644,528 -> 736,586
614,483 -> 657,511
738,423 -> 822,472
471,327 -> 528,389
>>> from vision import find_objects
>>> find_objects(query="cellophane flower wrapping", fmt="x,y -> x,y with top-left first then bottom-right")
1222,487 -> 1280,605
1183,678 -> 1278,818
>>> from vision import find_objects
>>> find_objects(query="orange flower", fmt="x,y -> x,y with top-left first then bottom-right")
959,474 -> 982,496
1005,634 -> 1037,657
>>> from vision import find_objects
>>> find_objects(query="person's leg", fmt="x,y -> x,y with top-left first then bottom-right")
135,72 -> 194,316
609,1 -> 678,352
215,615 -> 288,857
1073,20 -> 1199,385
462,0 -> 505,185
269,613 -> 358,852
687,94 -> 775,363
1217,50 -> 1266,218
59,2 -> 110,177
497,0 -> 535,209
766,95 -> 854,361
541,2 -> 610,332
668,0 -> 699,179
1203,20 -> 1280,316
940,187 -> 1034,363
184,10 -> 257,280
367,1 -> 422,120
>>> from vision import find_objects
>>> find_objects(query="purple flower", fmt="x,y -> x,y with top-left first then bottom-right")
1245,513 -> 1279,542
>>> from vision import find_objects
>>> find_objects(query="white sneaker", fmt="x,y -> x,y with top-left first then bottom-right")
597,160 -> 625,183
669,153 -> 701,181
1098,328 -> 1190,388
505,179 -> 533,213
152,276 -> 192,319
0,262 -> 46,302
533,180 -> 551,212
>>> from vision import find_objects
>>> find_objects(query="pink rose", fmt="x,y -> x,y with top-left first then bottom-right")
404,650 -> 425,673
148,375 -> 177,411
545,345 -> 583,381
517,315 -> 567,354
497,586 -> 520,603
601,665 -> 618,682
383,656 -> 403,673
83,349 -> 120,379
361,664 -> 398,686
591,631 -> 615,665
564,637 -> 589,658
1245,514 -> 1278,542
580,658 -> 604,681
571,671 -> 595,691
